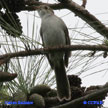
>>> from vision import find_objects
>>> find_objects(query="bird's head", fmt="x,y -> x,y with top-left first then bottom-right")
37,5 -> 54,18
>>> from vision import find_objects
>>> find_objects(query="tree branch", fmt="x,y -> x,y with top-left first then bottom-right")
24,1 -> 108,39
50,82 -> 108,108
0,45 -> 108,60
24,1 -> 64,10
0,71 -> 17,82
65,1 -> 108,39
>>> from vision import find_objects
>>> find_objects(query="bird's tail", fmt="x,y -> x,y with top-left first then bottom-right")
54,59 -> 71,101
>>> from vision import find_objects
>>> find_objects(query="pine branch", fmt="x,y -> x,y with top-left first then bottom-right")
0,45 -> 108,60
24,0 -> 108,39
50,82 -> 108,108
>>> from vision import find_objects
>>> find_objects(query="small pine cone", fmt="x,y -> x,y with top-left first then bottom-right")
46,89 -> 57,97
71,86 -> 83,100
30,84 -> 51,97
29,93 -> 45,108
68,75 -> 82,87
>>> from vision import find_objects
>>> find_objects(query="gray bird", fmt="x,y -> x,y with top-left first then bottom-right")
37,5 -> 71,101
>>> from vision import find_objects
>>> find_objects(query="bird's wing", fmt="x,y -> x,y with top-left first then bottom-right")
63,25 -> 71,67
56,15 -> 71,67
40,27 -> 54,69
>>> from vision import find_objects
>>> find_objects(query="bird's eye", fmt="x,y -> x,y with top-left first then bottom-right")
44,6 -> 48,10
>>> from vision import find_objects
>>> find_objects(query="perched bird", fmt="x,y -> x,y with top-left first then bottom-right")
37,5 -> 71,101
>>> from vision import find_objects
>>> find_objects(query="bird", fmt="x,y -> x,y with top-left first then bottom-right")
37,5 -> 71,101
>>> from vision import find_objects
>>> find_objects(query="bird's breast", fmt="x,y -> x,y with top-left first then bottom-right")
41,18 -> 66,47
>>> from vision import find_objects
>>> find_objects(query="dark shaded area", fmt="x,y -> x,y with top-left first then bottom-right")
0,0 -> 23,37
0,0 -> 25,12
0,12 -> 22,37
